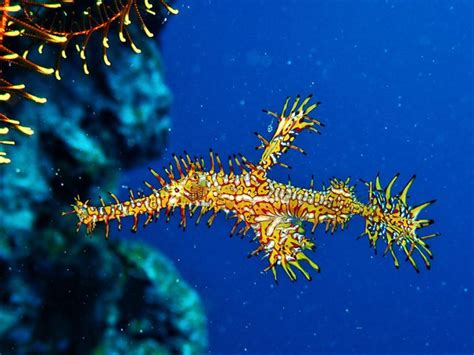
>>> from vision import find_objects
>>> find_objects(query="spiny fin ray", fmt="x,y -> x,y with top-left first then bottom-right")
362,174 -> 438,272
258,95 -> 322,172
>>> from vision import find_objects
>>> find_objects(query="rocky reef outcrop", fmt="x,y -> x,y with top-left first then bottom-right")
0,4 -> 208,353
0,235 -> 207,354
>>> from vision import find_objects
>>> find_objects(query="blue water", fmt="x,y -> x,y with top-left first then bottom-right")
124,1 -> 473,353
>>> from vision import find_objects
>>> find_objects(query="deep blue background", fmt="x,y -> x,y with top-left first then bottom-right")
123,1 -> 473,353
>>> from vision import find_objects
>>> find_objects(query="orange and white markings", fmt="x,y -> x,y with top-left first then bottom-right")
65,96 -> 437,281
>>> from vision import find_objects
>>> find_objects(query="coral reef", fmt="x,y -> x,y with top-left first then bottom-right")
0,236 -> 207,354
0,4 -> 208,353
1,27 -> 172,231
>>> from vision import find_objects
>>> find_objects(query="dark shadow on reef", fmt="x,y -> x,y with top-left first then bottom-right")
0,4 -> 207,354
